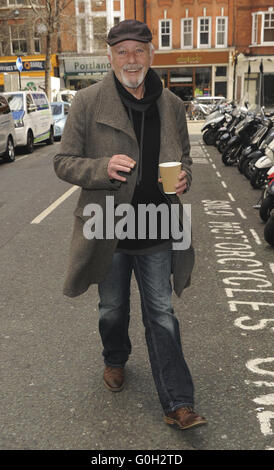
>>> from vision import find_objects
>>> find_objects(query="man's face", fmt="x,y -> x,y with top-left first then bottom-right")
108,40 -> 154,90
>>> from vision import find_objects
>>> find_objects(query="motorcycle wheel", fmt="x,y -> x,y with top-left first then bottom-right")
250,168 -> 268,189
217,140 -> 228,154
259,196 -> 274,222
203,129 -> 216,146
264,214 -> 274,247
222,145 -> 239,166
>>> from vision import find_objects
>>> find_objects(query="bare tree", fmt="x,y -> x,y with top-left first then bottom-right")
29,0 -> 74,100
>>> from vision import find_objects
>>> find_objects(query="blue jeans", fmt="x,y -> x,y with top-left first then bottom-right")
97,249 -> 194,414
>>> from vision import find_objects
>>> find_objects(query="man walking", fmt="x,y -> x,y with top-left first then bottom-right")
54,19 -> 207,431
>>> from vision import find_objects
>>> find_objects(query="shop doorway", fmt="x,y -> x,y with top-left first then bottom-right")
264,75 -> 274,109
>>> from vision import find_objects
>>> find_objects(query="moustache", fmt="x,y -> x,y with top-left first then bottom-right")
123,65 -> 143,72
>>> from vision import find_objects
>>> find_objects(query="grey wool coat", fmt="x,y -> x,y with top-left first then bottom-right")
53,70 -> 194,298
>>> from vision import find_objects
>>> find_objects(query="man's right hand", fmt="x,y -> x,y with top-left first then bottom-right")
107,154 -> 136,182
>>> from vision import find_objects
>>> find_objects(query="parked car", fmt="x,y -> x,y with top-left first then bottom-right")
3,91 -> 54,153
53,89 -> 76,104
50,101 -> 70,140
0,93 -> 17,163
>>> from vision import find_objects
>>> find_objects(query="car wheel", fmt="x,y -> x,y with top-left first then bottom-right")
26,131 -> 34,153
46,126 -> 54,145
3,136 -> 15,163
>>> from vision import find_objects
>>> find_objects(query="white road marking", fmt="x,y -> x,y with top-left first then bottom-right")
216,171 -> 221,177
212,163 -> 216,169
237,207 -> 247,219
31,185 -> 79,224
269,263 -> 274,274
221,180 -> 227,188
228,192 -> 236,202
250,229 -> 262,245
15,154 -> 33,162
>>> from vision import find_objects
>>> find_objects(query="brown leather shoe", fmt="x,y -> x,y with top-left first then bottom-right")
164,406 -> 207,430
103,366 -> 125,392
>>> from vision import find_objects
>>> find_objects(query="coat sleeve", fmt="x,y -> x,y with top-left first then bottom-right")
53,91 -> 121,191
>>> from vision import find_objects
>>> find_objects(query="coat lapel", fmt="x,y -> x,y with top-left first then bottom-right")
95,71 -> 137,142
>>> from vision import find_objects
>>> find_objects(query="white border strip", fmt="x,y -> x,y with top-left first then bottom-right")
249,229 -> 262,245
237,208 -> 247,219
31,185 -> 79,224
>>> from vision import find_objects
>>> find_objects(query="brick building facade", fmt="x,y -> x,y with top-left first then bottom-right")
0,1 -> 273,107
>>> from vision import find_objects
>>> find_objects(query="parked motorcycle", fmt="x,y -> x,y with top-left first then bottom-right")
222,112 -> 260,166
241,126 -> 274,180
237,112 -> 274,176
217,105 -> 248,154
250,138 -> 274,189
201,104 -> 233,145
259,167 -> 274,222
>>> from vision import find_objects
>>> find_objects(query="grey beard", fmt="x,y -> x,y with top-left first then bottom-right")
120,68 -> 145,89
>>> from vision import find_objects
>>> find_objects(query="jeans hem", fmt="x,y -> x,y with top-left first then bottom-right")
164,402 -> 194,415
104,360 -> 126,368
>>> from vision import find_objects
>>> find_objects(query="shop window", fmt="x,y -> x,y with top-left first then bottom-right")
181,18 -> 193,49
195,67 -> 211,96
159,19 -> 172,49
10,25 -> 27,54
216,17 -> 228,48
170,67 -> 193,84
262,12 -> 274,43
263,75 -> 274,108
216,66 -> 227,77
198,17 -> 211,48
215,82 -> 227,98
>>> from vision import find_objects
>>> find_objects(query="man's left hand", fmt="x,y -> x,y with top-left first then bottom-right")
175,170 -> 188,195
158,170 -> 188,195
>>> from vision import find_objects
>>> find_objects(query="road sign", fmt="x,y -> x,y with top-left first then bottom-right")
16,57 -> 23,72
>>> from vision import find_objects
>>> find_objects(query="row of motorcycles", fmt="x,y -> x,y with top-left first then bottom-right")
201,101 -> 274,247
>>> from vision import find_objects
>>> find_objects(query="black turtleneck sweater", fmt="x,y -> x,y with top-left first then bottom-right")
115,68 -> 171,252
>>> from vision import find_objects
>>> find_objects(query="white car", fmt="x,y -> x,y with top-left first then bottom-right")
3,91 -> 54,153
0,93 -> 16,163
50,101 -> 70,140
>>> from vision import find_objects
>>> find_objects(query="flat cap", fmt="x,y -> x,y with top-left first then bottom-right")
107,19 -> 152,46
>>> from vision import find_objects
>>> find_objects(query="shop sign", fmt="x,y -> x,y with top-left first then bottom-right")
176,55 -> 202,65
0,60 -> 45,73
64,57 -> 111,74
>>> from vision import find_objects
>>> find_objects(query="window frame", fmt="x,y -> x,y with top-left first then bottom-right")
197,16 -> 211,49
261,11 -> 274,45
9,25 -> 27,55
251,12 -> 258,45
181,18 -> 193,49
215,16 -> 228,48
159,19 -> 172,50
